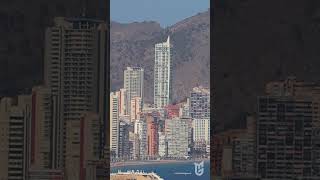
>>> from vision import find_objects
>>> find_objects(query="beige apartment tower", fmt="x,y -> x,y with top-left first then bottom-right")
44,17 -> 108,179
124,67 -> 144,114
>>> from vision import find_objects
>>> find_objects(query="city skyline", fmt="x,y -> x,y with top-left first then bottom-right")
0,1 -> 211,179
110,35 -> 211,163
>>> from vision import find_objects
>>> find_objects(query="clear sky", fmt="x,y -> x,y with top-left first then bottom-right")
111,0 -> 210,27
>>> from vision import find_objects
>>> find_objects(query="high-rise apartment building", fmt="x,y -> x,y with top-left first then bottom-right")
110,92 -> 119,158
124,67 -> 144,114
0,95 -> 32,180
232,116 -> 256,177
118,121 -> 130,160
193,118 -> 210,145
233,136 -> 256,177
130,97 -> 142,122
44,17 -> 108,179
30,86 -> 58,169
130,132 -> 140,160
257,77 -> 320,179
0,98 -> 11,180
116,88 -> 128,116
190,86 -> 210,119
165,118 -> 188,158
154,36 -> 172,109
146,115 -> 158,157
158,132 -> 167,157
10,95 -> 32,180
79,113 -> 101,180
63,112 -> 101,180
134,120 -> 147,159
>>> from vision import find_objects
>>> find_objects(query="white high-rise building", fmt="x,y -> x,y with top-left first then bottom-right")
154,36 -> 172,109
110,92 -> 119,158
193,118 -> 210,145
44,17 -> 108,179
124,67 -> 144,114
165,118 -> 188,158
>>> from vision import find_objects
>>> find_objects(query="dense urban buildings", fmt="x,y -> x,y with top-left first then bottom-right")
257,77 -> 320,179
154,36 -> 172,109
0,23 -> 210,179
212,77 -> 320,180
109,37 -> 211,163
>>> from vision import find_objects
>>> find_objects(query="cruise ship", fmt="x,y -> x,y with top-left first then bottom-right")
110,170 -> 164,180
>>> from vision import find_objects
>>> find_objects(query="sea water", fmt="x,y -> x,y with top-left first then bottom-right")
111,160 -> 210,180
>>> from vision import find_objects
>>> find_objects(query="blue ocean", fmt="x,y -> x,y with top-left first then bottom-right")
111,160 -> 210,180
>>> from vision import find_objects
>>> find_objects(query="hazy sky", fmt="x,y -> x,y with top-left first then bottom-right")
111,0 -> 210,27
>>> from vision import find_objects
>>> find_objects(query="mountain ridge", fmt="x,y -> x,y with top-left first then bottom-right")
110,10 -> 210,103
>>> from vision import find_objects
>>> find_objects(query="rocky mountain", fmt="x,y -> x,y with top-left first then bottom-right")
110,10 -> 210,103
213,0 -> 320,130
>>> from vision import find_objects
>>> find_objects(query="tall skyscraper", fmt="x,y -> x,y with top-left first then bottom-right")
44,17 -> 108,179
124,67 -> 144,114
165,117 -> 188,158
154,36 -> 172,108
190,86 -> 210,119
110,92 -> 119,158
257,78 -> 320,179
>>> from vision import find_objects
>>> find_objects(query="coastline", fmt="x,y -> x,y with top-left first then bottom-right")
111,159 -> 209,168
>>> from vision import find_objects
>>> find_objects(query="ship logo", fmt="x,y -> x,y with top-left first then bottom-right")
194,161 -> 204,176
